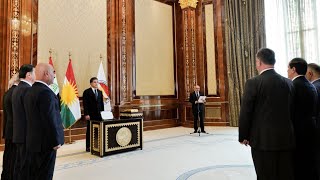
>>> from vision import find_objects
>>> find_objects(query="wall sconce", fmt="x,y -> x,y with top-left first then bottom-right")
11,18 -> 20,30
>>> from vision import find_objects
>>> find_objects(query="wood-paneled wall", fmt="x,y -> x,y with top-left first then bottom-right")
0,0 -> 228,149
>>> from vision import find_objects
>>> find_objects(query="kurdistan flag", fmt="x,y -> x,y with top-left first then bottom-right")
48,56 -> 59,95
60,59 -> 81,128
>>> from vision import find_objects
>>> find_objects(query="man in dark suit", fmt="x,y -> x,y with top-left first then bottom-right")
189,85 -> 206,133
1,73 -> 19,180
306,63 -> 320,179
288,58 -> 318,180
83,77 -> 104,152
12,64 -> 35,180
24,63 -> 64,180
239,48 -> 295,180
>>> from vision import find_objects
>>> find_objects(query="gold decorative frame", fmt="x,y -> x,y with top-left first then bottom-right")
121,0 -> 127,101
179,0 -> 198,9
184,9 -> 197,99
190,10 -> 196,88
184,10 -> 190,97
10,0 -> 20,77
105,122 -> 141,152
92,124 -> 100,152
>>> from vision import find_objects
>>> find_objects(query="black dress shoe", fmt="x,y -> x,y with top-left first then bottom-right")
201,131 -> 206,133
193,130 -> 197,133
86,148 -> 90,152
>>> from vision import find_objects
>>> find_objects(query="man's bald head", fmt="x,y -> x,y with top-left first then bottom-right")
194,85 -> 200,93
35,63 -> 55,85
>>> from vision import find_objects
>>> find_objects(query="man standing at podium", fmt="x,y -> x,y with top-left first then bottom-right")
189,85 -> 206,133
83,77 -> 104,152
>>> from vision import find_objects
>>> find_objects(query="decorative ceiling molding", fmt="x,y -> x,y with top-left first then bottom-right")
179,0 -> 198,9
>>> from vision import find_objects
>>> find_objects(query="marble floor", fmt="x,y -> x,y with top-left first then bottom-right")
0,127 -> 256,180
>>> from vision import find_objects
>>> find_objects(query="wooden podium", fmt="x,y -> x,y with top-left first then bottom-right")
90,118 -> 143,157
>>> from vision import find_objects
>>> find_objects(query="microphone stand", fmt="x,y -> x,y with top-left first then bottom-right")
190,95 -> 209,136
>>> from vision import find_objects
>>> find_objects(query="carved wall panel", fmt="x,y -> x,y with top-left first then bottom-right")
0,0 -> 229,149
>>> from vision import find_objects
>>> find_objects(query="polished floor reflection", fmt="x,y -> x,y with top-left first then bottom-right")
0,127 -> 256,180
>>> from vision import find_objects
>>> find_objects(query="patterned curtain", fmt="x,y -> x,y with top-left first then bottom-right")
224,0 -> 266,126
284,0 -> 319,62
265,0 -> 320,76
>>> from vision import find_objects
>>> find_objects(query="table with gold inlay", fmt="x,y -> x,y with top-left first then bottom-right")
90,118 -> 143,157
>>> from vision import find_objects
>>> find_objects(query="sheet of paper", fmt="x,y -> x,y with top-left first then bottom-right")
198,96 -> 206,103
101,111 -> 114,120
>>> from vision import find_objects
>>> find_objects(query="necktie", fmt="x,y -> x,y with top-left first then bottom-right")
94,89 -> 98,100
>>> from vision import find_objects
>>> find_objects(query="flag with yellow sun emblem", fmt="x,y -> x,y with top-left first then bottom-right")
60,59 -> 81,128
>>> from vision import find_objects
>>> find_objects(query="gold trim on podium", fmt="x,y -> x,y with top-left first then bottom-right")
100,121 -> 104,156
105,122 -> 141,152
92,124 -> 100,152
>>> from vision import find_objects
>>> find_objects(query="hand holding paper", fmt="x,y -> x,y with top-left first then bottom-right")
198,96 -> 206,103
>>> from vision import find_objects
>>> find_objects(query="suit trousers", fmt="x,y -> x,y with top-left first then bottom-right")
251,148 -> 294,180
86,121 -> 90,149
316,149 -> 320,180
1,139 -> 16,180
193,109 -> 204,131
294,146 -> 317,180
14,143 -> 30,180
29,150 -> 57,180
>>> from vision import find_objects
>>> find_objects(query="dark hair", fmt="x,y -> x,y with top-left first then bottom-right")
308,63 -> 320,75
256,48 -> 276,65
18,64 -> 34,78
289,58 -> 308,75
90,77 -> 98,83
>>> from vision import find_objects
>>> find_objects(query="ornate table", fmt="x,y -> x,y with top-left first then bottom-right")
90,118 -> 143,157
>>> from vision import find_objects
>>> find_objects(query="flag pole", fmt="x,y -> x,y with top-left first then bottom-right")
49,48 -> 52,57
69,51 -> 72,144
69,128 -> 72,143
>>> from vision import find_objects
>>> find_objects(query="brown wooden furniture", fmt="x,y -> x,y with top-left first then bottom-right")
90,118 -> 143,157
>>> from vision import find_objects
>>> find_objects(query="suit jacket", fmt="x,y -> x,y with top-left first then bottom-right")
83,88 -> 104,120
312,79 -> 320,125
24,82 -> 64,152
312,79 -> 320,149
12,81 -> 32,143
292,76 -> 318,148
239,69 -> 295,150
189,91 -> 205,115
2,85 -> 17,139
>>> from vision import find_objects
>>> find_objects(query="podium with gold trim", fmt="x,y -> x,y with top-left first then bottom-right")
90,118 -> 143,157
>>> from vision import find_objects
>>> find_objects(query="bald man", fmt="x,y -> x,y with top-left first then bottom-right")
24,63 -> 64,180
306,63 -> 320,178
189,85 -> 206,133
